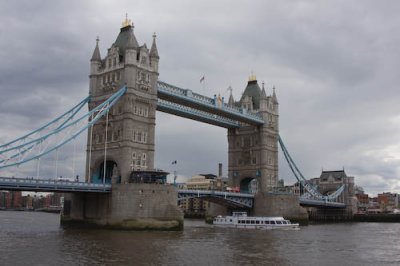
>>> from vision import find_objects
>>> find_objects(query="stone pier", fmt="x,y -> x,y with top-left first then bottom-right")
61,184 -> 183,230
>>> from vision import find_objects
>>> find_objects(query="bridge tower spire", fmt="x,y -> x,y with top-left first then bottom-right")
85,17 -> 159,184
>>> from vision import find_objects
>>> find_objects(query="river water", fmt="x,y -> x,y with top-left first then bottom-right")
0,211 -> 399,266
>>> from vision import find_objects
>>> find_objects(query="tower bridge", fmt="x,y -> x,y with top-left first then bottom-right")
0,17 -> 349,229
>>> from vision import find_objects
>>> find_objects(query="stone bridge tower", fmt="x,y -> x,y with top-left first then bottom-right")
228,75 -> 279,194
86,17 -> 159,184
63,18 -> 183,230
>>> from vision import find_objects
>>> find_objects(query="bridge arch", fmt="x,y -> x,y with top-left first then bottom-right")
239,177 -> 258,194
91,156 -> 120,184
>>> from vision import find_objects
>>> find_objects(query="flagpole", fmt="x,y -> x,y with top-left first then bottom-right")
202,76 -> 206,95
200,75 -> 205,94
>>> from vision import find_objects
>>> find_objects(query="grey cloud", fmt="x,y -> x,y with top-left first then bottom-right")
1,1 -> 400,196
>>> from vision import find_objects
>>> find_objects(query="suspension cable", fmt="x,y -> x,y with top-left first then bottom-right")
0,86 -> 127,170
72,138 -> 76,181
55,148 -> 59,179
36,158 -> 40,179
88,114 -> 94,183
103,109 -> 109,184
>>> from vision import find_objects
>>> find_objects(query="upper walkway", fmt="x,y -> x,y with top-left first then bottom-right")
157,81 -> 265,128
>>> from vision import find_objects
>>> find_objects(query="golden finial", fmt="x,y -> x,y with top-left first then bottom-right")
249,73 -> 257,81
121,13 -> 132,28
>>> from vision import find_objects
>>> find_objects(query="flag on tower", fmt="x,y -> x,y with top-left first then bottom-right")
172,160 -> 177,164
200,75 -> 205,83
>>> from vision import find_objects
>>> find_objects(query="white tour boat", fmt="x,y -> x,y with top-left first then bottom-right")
213,212 -> 299,230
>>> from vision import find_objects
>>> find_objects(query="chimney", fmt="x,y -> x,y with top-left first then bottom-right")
218,163 -> 223,177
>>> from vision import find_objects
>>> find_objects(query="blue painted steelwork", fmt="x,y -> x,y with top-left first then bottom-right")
278,135 -> 346,206
0,86 -> 127,169
299,198 -> 346,208
0,176 -> 111,193
0,96 -> 89,151
157,81 -> 264,126
178,189 -> 254,208
157,99 -> 240,128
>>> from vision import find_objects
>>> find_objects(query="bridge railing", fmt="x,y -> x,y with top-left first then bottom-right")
0,177 -> 111,192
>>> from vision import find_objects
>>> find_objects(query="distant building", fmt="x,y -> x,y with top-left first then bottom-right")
0,191 -> 22,209
377,192 -> 399,212
306,170 -> 357,219
179,174 -> 218,217
356,193 -> 369,213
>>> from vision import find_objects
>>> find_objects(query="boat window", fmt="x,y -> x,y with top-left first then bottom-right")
276,221 -> 282,224
256,221 -> 260,224
265,221 -> 270,224
246,220 -> 250,224
270,221 -> 276,224
282,221 -> 287,224
251,220 -> 255,224
230,219 -> 232,222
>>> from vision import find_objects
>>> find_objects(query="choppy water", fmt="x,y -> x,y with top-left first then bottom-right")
0,211 -> 400,265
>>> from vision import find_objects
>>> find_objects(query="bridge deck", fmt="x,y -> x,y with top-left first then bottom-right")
0,177 -> 111,193
0,177 -> 346,208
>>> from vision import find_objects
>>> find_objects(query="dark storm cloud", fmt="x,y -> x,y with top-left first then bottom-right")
1,0 -> 400,195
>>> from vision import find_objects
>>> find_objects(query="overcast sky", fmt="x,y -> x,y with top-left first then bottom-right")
0,0 -> 399,196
